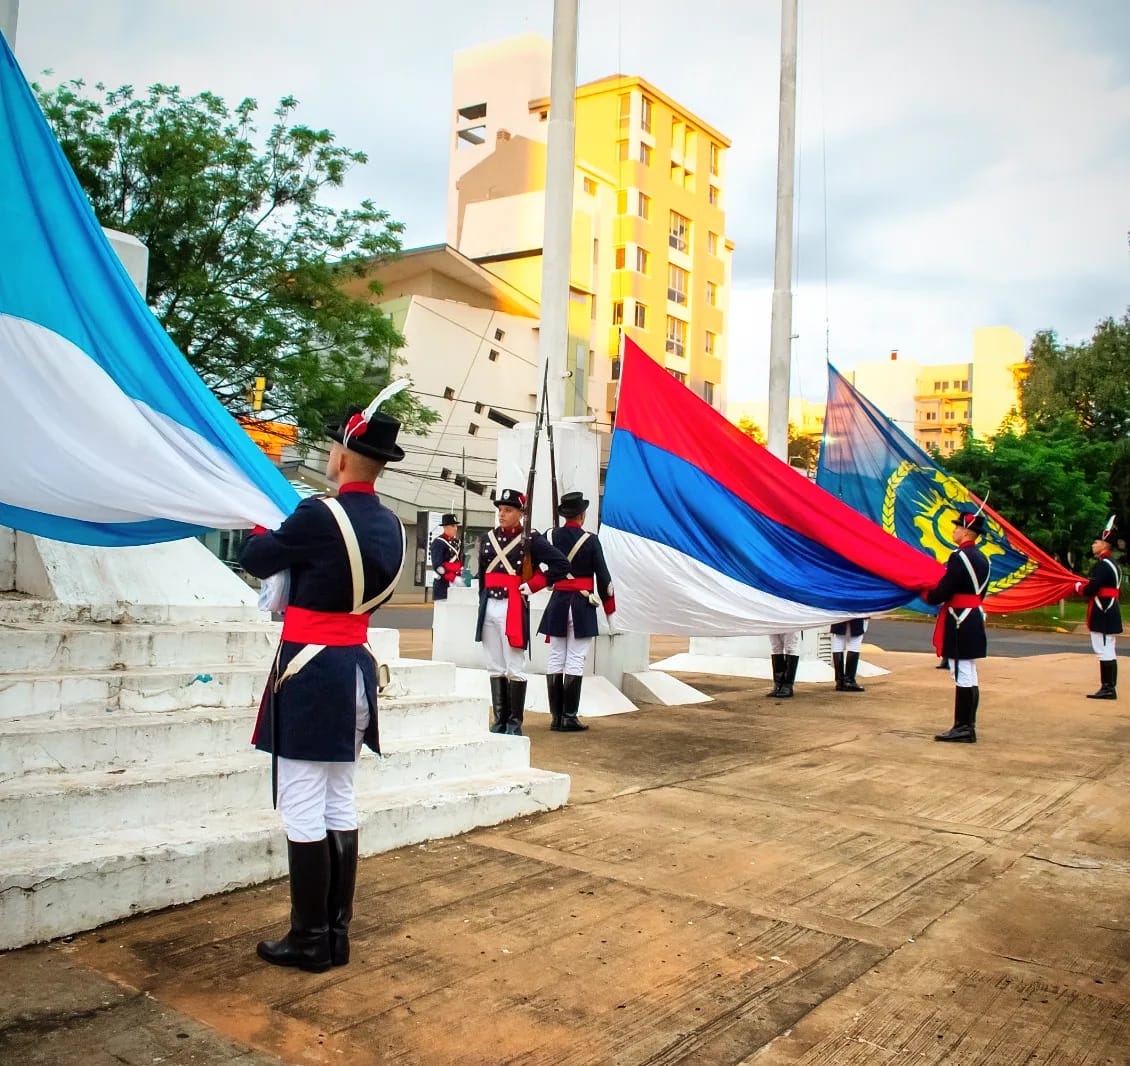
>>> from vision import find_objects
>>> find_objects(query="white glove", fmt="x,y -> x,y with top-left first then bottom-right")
518,582 -> 532,597
1075,582 -> 1083,594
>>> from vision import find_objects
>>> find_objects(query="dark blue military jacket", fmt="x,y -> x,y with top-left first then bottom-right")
430,533 -> 462,602
474,524 -> 571,649
924,542 -> 990,660
830,618 -> 868,637
1081,553 -> 1122,635
240,483 -> 405,761
538,522 -> 616,639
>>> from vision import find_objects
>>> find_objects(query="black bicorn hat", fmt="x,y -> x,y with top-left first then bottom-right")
495,488 -> 526,510
954,507 -> 986,536
558,491 -> 589,518
325,381 -> 410,463
440,513 -> 459,526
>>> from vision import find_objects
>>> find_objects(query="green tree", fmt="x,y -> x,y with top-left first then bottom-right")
736,418 -> 820,471
939,417 -> 1112,561
34,79 -> 437,440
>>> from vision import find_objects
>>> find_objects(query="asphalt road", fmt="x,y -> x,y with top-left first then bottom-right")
377,606 -> 1097,658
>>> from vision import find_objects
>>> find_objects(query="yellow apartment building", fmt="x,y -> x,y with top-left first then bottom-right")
448,37 -> 734,424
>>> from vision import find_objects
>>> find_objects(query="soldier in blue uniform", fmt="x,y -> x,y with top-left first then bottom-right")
830,618 -> 867,692
923,508 -> 990,743
1076,517 -> 1121,700
537,491 -> 617,732
430,513 -> 462,601
240,400 -> 406,973
475,488 -> 571,736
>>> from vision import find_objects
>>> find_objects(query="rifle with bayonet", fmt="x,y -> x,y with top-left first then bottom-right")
520,362 -> 550,582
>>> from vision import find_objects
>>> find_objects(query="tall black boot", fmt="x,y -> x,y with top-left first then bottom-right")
832,652 -> 846,691
560,674 -> 589,732
777,655 -> 799,698
1087,659 -> 1117,700
936,657 -> 950,670
257,838 -> 333,972
504,678 -> 527,736
489,674 -> 510,732
766,653 -> 786,697
326,829 -> 358,967
935,687 -> 976,743
547,673 -> 565,731
842,651 -> 865,692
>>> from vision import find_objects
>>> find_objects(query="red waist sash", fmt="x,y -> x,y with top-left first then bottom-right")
553,577 -> 595,593
441,560 -> 463,583
484,572 -> 525,648
1088,587 -> 1120,627
932,594 -> 982,657
1094,588 -> 1120,599
281,606 -> 369,646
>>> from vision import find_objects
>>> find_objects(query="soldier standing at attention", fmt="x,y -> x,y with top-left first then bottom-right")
240,396 -> 407,973
1076,518 -> 1121,700
476,488 -> 571,736
430,513 -> 462,601
766,632 -> 800,698
830,618 -> 867,692
923,507 -> 990,743
538,491 -> 617,732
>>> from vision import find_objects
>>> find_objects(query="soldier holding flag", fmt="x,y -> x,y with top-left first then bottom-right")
1076,517 -> 1121,700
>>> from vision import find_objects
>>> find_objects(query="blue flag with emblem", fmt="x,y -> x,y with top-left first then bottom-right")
817,364 -> 1079,613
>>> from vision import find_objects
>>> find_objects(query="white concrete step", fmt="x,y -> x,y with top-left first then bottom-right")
0,694 -> 488,779
0,596 -> 268,625
0,734 -> 533,841
0,767 -> 570,950
0,621 -> 280,673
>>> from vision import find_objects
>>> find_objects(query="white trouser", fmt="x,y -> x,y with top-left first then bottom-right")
769,632 -> 798,655
831,630 -> 865,654
948,660 -> 979,688
481,597 -> 528,680
1091,632 -> 1117,661
276,667 -> 368,842
547,610 -> 592,675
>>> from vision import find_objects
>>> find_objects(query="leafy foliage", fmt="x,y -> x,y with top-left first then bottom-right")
35,78 -> 436,439
736,418 -> 820,471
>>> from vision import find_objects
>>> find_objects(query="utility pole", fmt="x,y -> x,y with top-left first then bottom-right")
1,0 -> 19,47
767,0 -> 798,462
537,0 -> 579,424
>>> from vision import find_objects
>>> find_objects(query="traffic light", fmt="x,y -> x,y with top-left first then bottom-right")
251,376 -> 266,412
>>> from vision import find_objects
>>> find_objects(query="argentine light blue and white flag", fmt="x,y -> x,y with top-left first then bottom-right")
0,35 -> 297,546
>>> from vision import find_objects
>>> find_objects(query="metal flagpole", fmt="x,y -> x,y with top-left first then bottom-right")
767,0 -> 799,462
1,0 -> 19,47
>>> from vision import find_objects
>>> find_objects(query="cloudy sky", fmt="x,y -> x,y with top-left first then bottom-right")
11,0 -> 1130,405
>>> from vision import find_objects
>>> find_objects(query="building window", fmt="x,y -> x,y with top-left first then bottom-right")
669,210 -> 689,252
494,328 -> 505,341
635,247 -> 649,274
468,423 -> 479,436
707,231 -> 718,256
614,245 -> 626,269
487,407 -> 517,428
440,467 -> 452,481
667,264 -> 688,305
457,102 -> 487,121
618,93 -> 630,129
708,185 -> 720,206
474,401 -> 484,414
640,96 -> 653,134
616,190 -> 628,215
945,410 -> 955,420
705,330 -> 716,355
709,142 -> 720,175
456,125 -> 487,149
634,302 -> 647,329
488,348 -> 499,362
611,357 -> 621,380
612,300 -> 624,325
583,176 -> 597,195
538,109 -> 548,122
666,316 -> 686,358
703,381 -> 715,404
925,412 -> 937,422
639,142 -> 652,165
705,281 -> 717,306
617,139 -> 629,162
443,386 -> 456,400
637,192 -> 651,220
668,369 -> 686,384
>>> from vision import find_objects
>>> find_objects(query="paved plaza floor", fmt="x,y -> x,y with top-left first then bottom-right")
2,641 -> 1128,1064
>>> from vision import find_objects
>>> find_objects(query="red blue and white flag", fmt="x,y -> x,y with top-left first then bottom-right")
601,338 -> 944,634
0,35 -> 297,546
